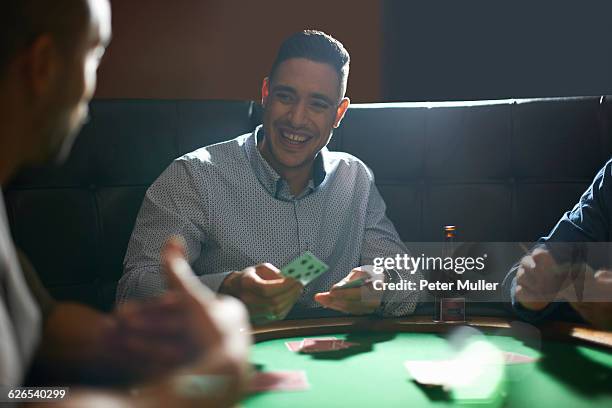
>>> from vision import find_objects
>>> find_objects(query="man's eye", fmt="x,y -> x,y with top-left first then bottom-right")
276,93 -> 293,103
311,101 -> 330,110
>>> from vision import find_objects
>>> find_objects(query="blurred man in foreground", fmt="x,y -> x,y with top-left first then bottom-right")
0,0 -> 251,405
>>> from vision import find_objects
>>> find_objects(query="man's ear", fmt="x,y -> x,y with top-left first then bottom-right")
261,77 -> 270,107
333,97 -> 350,129
23,35 -> 61,98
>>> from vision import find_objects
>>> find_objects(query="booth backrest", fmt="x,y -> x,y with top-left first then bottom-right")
5,96 -> 612,310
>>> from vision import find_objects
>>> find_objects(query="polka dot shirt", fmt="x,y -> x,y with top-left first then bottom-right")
118,126 -> 421,316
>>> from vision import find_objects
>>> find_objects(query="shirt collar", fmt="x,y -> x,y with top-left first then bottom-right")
244,125 -> 329,199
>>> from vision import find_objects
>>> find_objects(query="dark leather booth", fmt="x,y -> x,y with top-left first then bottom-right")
5,96 -> 612,311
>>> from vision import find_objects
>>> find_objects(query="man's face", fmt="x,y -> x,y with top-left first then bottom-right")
36,0 -> 111,164
260,58 -> 349,172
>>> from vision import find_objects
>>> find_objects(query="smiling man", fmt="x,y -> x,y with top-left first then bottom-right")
119,30 -> 421,322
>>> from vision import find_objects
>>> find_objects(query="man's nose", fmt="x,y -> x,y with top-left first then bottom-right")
288,101 -> 308,128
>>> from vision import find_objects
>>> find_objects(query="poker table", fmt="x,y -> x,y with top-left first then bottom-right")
243,316 -> 612,408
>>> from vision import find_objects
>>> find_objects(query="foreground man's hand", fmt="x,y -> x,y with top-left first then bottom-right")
152,236 -> 252,407
314,267 -> 382,315
41,238 -> 252,408
113,239 -> 252,379
220,263 -> 303,324
515,247 -> 570,311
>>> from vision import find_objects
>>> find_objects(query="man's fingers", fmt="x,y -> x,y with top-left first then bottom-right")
595,269 -> 612,282
113,332 -> 193,366
331,268 -> 370,290
242,285 -> 301,318
165,256 -> 206,298
515,284 -> 550,311
270,289 -> 301,316
120,313 -> 191,337
241,293 -> 275,312
162,235 -> 188,258
329,286 -> 363,301
162,237 -> 194,290
115,293 -> 183,318
162,240 -> 215,302
255,263 -> 283,280
243,269 -> 300,297
315,294 -> 373,315
515,266 -> 542,293
517,258 -> 546,289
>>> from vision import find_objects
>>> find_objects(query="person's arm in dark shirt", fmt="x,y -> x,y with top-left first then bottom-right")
506,159 -> 612,321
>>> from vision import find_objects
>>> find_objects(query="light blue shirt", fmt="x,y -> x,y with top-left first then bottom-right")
118,126 -> 420,316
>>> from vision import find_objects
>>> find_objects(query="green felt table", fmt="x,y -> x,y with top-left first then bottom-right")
243,317 -> 612,408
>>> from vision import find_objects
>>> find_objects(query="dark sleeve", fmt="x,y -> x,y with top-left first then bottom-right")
505,159 -> 612,321
543,160 -> 612,243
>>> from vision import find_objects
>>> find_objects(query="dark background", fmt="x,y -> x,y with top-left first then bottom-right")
94,0 -> 612,102
383,0 -> 612,101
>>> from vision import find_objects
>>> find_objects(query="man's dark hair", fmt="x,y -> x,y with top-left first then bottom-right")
269,30 -> 350,97
0,0 -> 90,76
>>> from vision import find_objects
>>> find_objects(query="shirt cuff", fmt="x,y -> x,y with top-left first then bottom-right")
199,270 -> 235,293
510,275 -> 558,322
374,267 -> 420,317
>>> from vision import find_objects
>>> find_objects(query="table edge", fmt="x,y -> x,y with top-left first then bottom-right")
251,316 -> 612,349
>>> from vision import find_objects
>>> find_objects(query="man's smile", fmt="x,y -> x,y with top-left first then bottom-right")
278,127 -> 314,147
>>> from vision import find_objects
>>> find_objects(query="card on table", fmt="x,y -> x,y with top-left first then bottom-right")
248,370 -> 310,392
285,337 -> 338,352
502,351 -> 539,364
280,251 -> 329,286
404,351 -> 538,387
404,359 -> 453,388
299,339 -> 359,353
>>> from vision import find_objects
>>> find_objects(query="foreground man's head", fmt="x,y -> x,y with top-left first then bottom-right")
0,0 -> 111,183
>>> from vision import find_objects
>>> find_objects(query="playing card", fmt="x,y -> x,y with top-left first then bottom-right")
404,360 -> 453,387
281,251 -> 329,286
502,351 -> 539,364
248,370 -> 310,392
405,341 -> 506,404
285,337 -> 338,352
299,339 -> 359,353
404,351 -> 536,381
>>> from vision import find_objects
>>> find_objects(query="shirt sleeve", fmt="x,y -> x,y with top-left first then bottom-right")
506,159 -> 612,320
360,170 -> 422,317
117,159 -> 231,303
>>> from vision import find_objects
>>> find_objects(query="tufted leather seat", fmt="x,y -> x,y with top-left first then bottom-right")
5,96 -> 612,311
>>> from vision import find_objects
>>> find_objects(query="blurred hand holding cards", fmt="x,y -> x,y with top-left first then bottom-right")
281,251 -> 329,286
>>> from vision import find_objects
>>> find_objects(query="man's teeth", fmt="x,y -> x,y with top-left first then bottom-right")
284,133 -> 308,142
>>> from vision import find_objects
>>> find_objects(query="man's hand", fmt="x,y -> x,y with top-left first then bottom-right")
515,247 -> 570,311
113,258 -> 220,378
314,267 -> 382,315
219,263 -> 302,324
561,269 -> 612,330
112,292 -> 215,378
115,238 -> 251,388
158,236 -> 252,406
40,237 -> 252,407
